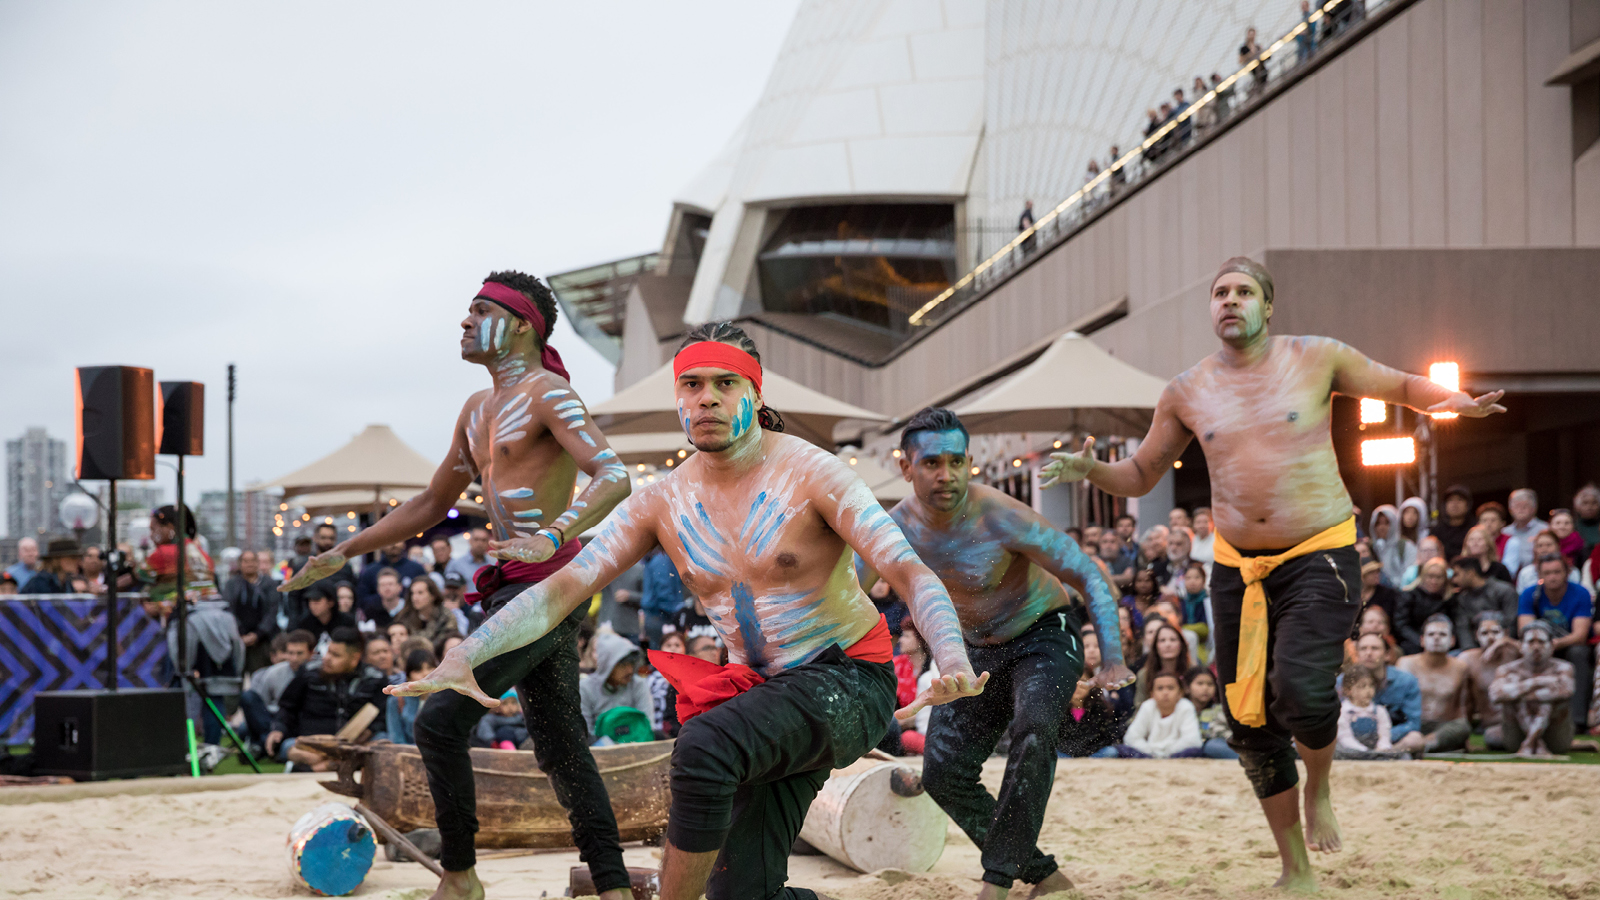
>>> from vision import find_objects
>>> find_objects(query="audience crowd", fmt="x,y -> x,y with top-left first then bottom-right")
7,469 -> 1598,770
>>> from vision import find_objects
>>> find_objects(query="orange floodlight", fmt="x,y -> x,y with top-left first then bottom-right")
1360,437 -> 1416,466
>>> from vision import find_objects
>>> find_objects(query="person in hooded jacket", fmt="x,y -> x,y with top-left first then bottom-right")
580,632 -> 652,739
168,589 -> 247,745
1369,505 -> 1415,588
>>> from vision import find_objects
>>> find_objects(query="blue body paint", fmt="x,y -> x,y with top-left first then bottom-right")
542,389 -> 571,400
499,488 -> 535,499
730,582 -> 768,670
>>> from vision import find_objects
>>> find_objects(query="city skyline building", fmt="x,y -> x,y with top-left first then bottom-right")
5,427 -> 68,539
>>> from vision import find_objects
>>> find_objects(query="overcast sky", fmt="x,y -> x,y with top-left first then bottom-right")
0,1 -> 799,533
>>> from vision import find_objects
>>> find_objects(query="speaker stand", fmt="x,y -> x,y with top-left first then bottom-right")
185,672 -> 262,773
104,479 -> 119,692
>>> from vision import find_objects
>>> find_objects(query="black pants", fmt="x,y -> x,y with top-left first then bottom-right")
668,645 -> 896,900
1212,545 -> 1362,799
413,583 -> 629,891
922,610 -> 1083,888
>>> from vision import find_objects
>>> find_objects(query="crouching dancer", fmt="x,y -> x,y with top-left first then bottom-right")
391,323 -> 986,900
285,272 -> 634,900
858,407 -> 1133,899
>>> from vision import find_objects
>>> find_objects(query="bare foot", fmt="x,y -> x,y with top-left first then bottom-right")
1303,780 -> 1341,853
1273,866 -> 1319,894
1030,869 -> 1075,897
431,869 -> 484,900
976,882 -> 1009,900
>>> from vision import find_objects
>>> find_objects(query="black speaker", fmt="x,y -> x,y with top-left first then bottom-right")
33,689 -> 189,780
158,380 -> 204,456
74,366 -> 157,481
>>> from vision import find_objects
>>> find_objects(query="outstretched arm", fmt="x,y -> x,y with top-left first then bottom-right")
387,497 -> 658,706
1328,339 -> 1505,418
488,379 -> 633,563
1040,383 -> 1193,496
811,464 -> 987,719
997,502 -> 1134,688
282,400 -> 478,592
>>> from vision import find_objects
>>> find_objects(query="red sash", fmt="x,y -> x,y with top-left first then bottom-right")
648,615 -> 893,724
465,538 -> 582,607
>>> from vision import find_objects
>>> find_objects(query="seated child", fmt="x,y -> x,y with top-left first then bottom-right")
385,648 -> 437,744
1186,666 -> 1235,759
1335,663 -> 1403,760
473,690 -> 528,750
647,631 -> 686,736
1092,671 -> 1203,758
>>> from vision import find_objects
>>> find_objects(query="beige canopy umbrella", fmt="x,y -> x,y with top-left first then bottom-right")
591,361 -> 888,447
952,332 -> 1168,437
606,431 -> 697,468
262,424 -> 441,520
838,450 -> 911,505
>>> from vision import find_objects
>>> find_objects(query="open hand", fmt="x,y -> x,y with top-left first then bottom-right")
489,532 -> 558,564
895,669 -> 990,722
279,551 -> 348,592
1039,436 -> 1097,488
1427,390 -> 1505,418
384,653 -> 496,708
1093,661 -> 1136,691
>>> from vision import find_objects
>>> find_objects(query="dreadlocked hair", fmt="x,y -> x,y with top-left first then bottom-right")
676,322 -> 784,432
483,270 -> 559,343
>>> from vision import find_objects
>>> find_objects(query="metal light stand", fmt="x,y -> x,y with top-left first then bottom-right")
184,671 -> 262,773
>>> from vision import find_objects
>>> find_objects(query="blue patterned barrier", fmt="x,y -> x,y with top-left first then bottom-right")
0,596 -> 170,744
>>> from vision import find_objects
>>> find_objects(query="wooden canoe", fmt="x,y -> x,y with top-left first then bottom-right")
302,737 -> 672,849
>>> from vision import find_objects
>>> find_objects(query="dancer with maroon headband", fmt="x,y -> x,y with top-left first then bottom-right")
1042,256 -> 1505,892
284,271 -> 635,900
390,322 -> 987,900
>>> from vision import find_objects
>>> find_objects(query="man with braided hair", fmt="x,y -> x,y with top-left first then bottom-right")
391,322 -> 987,900
1042,256 -> 1505,891
283,271 -> 635,900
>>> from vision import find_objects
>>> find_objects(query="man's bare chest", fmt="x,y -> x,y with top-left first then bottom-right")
1178,370 -> 1333,451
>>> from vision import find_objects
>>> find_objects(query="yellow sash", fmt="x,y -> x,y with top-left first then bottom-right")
1212,517 -> 1357,727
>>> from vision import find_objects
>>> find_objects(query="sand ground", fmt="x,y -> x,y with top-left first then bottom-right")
2,758 -> 1596,900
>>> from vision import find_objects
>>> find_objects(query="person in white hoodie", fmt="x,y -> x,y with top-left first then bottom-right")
1091,671 -> 1203,758
580,632 -> 652,738
1369,505 -> 1415,588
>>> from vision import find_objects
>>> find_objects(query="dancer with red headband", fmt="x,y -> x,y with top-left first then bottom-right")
391,322 -> 988,900
284,271 -> 635,900
1040,257 -> 1505,892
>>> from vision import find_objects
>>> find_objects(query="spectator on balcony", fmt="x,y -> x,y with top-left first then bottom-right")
1240,27 -> 1267,98
1210,72 -> 1230,120
1142,108 -> 1163,164
1018,199 -> 1037,254
1107,145 -> 1126,193
1191,77 -> 1217,135
1295,0 -> 1318,65
1501,489 -> 1548,574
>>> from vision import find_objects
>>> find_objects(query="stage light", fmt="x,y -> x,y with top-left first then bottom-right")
279,503 -> 288,511
1173,461 -> 1183,469
636,464 -> 646,472
1361,437 -> 1416,466
1012,459 -> 1022,468
272,526 -> 283,536
1429,362 -> 1460,420
473,495 -> 483,504
1053,440 -> 1062,449
677,450 -> 687,458
347,525 -> 356,532
970,466 -> 980,475
446,509 -> 459,519
892,449 -> 901,458
323,516 -> 333,524
665,459 -> 674,467
346,511 -> 356,519
646,475 -> 656,483
1359,398 -> 1387,424
849,457 -> 858,466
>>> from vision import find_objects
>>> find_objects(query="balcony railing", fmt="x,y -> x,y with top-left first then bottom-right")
906,0 -> 1400,331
